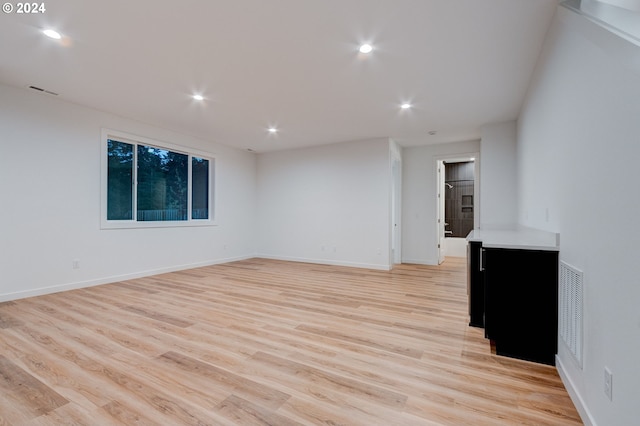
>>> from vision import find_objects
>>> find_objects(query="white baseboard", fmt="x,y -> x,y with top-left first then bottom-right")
401,258 -> 439,266
556,355 -> 597,426
0,255 -> 253,303
256,254 -> 391,271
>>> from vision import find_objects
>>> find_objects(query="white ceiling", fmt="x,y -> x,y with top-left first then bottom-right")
0,0 -> 558,152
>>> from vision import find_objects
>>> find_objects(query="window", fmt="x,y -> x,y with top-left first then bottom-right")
102,130 -> 214,228
107,140 -> 134,220
191,157 -> 210,220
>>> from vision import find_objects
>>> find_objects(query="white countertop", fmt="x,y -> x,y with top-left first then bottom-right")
466,228 -> 559,251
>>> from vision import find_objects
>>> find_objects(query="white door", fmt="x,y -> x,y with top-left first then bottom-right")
437,160 -> 445,264
391,158 -> 402,264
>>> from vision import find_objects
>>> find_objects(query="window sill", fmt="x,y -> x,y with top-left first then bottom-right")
100,220 -> 217,230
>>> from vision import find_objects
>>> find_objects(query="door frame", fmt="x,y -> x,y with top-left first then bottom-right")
434,152 -> 480,264
390,145 -> 402,266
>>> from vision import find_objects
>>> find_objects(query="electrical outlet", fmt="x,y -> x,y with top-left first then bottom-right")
604,367 -> 613,401
72,259 -> 80,270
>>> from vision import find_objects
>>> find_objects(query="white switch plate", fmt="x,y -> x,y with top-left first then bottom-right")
604,367 -> 613,401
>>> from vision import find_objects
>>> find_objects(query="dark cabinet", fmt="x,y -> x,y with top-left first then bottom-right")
483,248 -> 558,365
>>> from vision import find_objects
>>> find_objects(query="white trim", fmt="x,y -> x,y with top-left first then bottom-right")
597,0 -> 640,12
101,128 -> 217,229
556,355 -> 597,426
256,254 -> 392,271
401,258 -> 439,266
0,255 -> 253,303
102,128 -> 215,160
433,152 -> 480,263
562,0 -> 640,46
389,140 -> 403,265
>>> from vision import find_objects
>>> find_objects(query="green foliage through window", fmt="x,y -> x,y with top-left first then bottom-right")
106,138 -> 212,223
192,157 -> 209,220
107,140 -> 133,220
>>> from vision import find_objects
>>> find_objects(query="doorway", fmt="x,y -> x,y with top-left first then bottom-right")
436,154 -> 479,263
444,161 -> 475,235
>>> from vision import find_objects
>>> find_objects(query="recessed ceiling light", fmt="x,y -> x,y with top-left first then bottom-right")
192,94 -> 204,101
268,127 -> 278,134
401,103 -> 412,109
42,29 -> 61,40
359,44 -> 373,54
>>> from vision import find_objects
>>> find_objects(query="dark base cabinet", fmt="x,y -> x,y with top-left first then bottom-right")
483,248 -> 558,365
467,242 -> 485,328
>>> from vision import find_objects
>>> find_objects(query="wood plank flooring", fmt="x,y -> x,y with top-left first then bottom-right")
0,258 -> 582,425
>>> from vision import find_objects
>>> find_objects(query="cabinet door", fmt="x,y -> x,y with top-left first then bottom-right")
484,248 -> 558,365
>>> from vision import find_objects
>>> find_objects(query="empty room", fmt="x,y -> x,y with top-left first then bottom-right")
1,0 -> 638,425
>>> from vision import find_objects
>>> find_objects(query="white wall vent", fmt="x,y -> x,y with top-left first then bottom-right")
559,261 -> 584,367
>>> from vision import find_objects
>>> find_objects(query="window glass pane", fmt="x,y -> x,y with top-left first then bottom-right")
137,145 -> 188,221
107,139 -> 133,220
192,157 -> 209,219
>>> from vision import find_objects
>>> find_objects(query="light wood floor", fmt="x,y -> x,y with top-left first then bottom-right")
0,258 -> 582,425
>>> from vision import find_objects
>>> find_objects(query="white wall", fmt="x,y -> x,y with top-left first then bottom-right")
443,238 -> 468,258
256,138 -> 392,270
0,84 -> 257,301
402,140 -> 480,265
480,121 -> 518,229
518,7 -> 640,425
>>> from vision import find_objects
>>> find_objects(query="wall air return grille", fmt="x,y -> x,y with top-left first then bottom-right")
559,261 -> 584,367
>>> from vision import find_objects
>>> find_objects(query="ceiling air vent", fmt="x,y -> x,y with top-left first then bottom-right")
28,85 -> 59,96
